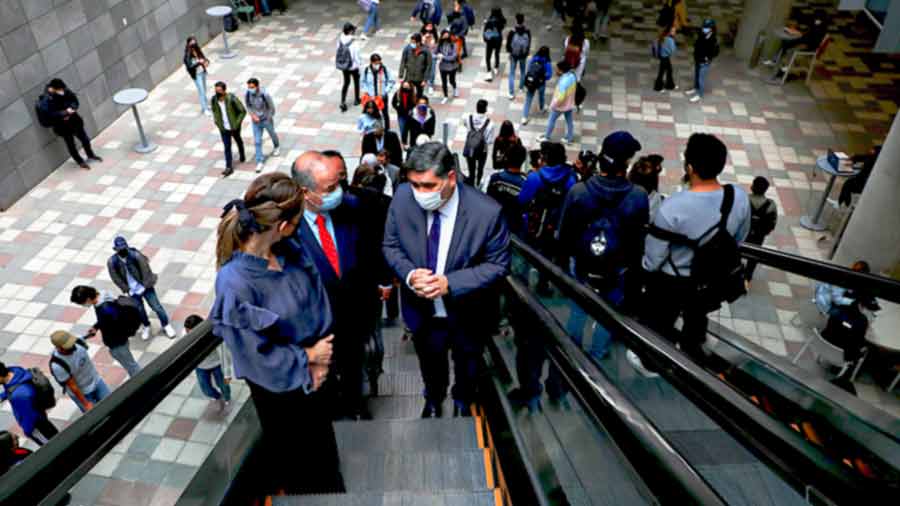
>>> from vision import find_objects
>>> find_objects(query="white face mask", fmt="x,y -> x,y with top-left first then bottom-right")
413,184 -> 447,211
372,63 -> 381,70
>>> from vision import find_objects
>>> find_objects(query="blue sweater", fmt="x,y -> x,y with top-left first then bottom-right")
0,367 -> 42,436
659,36 -> 676,59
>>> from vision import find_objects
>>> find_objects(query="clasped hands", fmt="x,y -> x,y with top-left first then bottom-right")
409,268 -> 448,300
305,334 -> 334,391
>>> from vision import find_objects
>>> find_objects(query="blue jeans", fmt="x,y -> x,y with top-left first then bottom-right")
363,4 -> 379,34
694,62 -> 711,97
544,109 -> 574,142
398,116 -> 409,144
194,71 -> 208,113
109,343 -> 141,378
508,57 -> 527,95
260,0 -> 271,14
69,378 -> 111,412
196,365 -> 231,402
251,119 -> 280,163
565,304 -> 612,360
132,287 -> 169,327
523,84 -> 546,120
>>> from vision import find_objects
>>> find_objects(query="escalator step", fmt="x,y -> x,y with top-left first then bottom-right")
368,396 -> 457,421
335,419 -> 479,453
271,491 -> 496,506
340,450 -> 488,493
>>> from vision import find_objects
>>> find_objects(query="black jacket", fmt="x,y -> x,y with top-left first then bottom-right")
693,33 -> 719,64
42,90 -> 82,134
183,50 -> 205,80
407,107 -> 436,142
362,131 -> 403,167
93,296 -> 141,347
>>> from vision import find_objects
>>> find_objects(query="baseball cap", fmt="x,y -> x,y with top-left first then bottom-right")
600,131 -> 642,164
113,236 -> 128,251
50,330 -> 77,350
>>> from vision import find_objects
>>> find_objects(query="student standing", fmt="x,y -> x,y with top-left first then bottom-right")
107,236 -> 176,340
337,23 -> 362,113
211,81 -> 247,177
399,33 -> 433,98
437,29 -> 460,104
361,53 -> 395,130
36,79 -> 102,170
183,36 -> 211,115
0,362 -> 59,446
506,14 -> 532,99
744,176 -> 777,286
653,25 -> 677,92
483,8 -> 507,81
539,61 -> 578,145
628,154 -> 666,220
212,172 -> 342,495
245,78 -> 281,173
487,142 -> 529,237
521,46 -> 553,125
460,99 -> 496,187
407,96 -> 437,142
687,19 -> 719,103
421,24 -> 440,96
185,315 -> 232,411
392,81 -> 418,147
362,123 -> 403,167
71,286 -> 144,378
492,120 -> 524,173
49,330 -> 110,413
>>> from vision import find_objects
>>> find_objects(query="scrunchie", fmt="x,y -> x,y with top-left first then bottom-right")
222,199 -> 261,233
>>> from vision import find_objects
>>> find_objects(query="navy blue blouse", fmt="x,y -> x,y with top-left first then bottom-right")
210,246 -> 332,393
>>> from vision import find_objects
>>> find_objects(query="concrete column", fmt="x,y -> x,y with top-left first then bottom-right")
874,0 -> 900,53
734,0 -> 794,62
834,113 -> 900,275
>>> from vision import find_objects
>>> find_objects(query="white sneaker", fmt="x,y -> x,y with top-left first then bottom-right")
537,135 -> 549,143
141,326 -> 151,341
360,34 -> 368,41
203,110 -> 212,116
453,87 -> 459,98
689,95 -> 701,103
441,97 -> 448,104
762,59 -> 775,66
256,162 -> 264,173
427,86 -> 434,96
562,138 -> 572,146
163,324 -> 176,339
272,147 -> 281,157
685,88 -> 696,95
485,74 -> 493,82
493,68 -> 499,76
521,117 -> 529,125
507,93 -> 515,100
626,350 -> 659,378
545,24 -> 553,31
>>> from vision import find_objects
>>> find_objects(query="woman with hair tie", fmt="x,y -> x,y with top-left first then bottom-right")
211,172 -> 343,495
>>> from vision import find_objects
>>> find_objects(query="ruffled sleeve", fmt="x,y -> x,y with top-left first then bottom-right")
212,290 -> 279,331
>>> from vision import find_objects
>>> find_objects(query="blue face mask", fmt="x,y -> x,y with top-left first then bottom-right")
702,27 -> 712,35
249,88 -> 259,95
319,186 -> 344,212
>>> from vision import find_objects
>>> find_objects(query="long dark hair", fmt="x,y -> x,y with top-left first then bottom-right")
498,120 -> 516,140
569,23 -> 585,48
438,29 -> 454,50
185,36 -> 206,60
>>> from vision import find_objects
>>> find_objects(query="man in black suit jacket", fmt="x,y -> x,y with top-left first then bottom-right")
291,151 -> 391,420
382,142 -> 511,418
361,123 -> 403,168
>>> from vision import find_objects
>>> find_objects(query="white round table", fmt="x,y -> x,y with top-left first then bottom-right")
869,300 -> 900,353
113,88 -> 157,154
799,155 -> 859,231
207,6 -> 237,59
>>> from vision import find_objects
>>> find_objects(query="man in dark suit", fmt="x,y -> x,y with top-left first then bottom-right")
383,142 -> 511,418
361,122 -> 403,168
291,151 -> 391,420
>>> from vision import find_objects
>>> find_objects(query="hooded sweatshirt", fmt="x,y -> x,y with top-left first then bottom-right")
557,175 -> 650,280
0,367 -> 42,436
337,34 -> 361,71
518,164 -> 577,206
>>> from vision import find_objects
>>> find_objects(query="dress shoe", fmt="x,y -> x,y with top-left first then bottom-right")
453,401 -> 471,417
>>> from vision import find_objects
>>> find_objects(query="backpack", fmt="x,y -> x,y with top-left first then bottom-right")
358,0 -> 372,12
564,42 -> 582,70
749,199 -> 776,239
35,95 -> 55,128
657,5 -> 675,27
419,0 -> 435,23
49,340 -> 89,387
525,173 -> 569,247
579,192 -> 633,294
483,24 -> 501,43
648,185 -> 746,312
7,369 -> 57,411
510,31 -> 530,58
113,296 -> 143,338
575,83 -> 587,107
336,40 -> 353,71
463,117 -> 489,158
524,59 -> 547,91
223,13 -> 239,33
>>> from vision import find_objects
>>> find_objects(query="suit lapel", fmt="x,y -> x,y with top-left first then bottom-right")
445,188 -> 468,271
297,219 -> 338,282
332,211 -> 351,276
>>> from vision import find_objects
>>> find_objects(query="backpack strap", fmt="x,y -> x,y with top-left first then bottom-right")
49,354 -> 71,387
479,119 -> 489,133
718,184 -> 735,230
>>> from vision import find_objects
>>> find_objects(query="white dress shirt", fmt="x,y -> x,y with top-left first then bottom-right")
408,185 -> 460,318
217,98 -> 231,130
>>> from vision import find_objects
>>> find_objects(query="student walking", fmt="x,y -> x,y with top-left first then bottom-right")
421,24 -> 440,95
687,19 -> 719,103
183,36 -> 211,115
361,0 -> 380,39
461,99 -> 496,187
411,0 -> 443,25
744,176 -> 778,286
392,81 -> 418,147
71,286 -> 144,378
407,96 -> 437,142
399,33 -> 433,98
653,25 -> 677,92
49,330 -> 110,413
521,46 -> 553,125
539,61 -> 578,145
455,0 -> 477,58
36,79 -> 102,170
507,14 -> 532,99
437,29 -> 460,104
107,236 -> 176,339
211,82 -> 247,177
361,53 -> 396,130
357,101 -> 382,135
483,8 -> 507,81
487,142 -> 528,237
185,315 -> 233,411
0,362 -> 58,446
245,78 -> 281,173
563,24 -> 590,82
337,23 -> 362,112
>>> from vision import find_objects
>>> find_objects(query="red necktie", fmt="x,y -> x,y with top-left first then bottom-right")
316,214 -> 340,277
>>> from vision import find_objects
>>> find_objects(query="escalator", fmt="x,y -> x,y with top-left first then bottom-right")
2,240 -> 898,506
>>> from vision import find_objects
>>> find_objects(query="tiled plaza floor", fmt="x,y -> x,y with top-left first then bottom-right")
1,0 -> 898,504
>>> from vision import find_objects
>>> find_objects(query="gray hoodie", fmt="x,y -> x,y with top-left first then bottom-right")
245,88 -> 276,123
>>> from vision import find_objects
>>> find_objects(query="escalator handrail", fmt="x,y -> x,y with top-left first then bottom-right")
740,242 -> 900,304
0,321 -> 220,506
506,276 -> 728,505
511,236 -> 887,503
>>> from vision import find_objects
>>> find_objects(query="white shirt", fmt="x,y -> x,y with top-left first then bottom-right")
124,269 -> 145,296
423,185 -> 460,317
218,98 -> 231,130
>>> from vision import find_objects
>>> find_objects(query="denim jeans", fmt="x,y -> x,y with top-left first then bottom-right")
194,71 -> 209,112
260,0 -> 271,14
252,119 -> 280,163
694,62 -> 711,97
544,109 -> 574,142
398,115 -> 409,145
132,287 -> 169,327
69,378 -> 111,412
220,127 -> 245,169
508,57 -> 527,95
363,3 -> 379,34
523,84 -> 546,120
565,303 -> 612,360
109,343 -> 141,377
196,365 -> 231,402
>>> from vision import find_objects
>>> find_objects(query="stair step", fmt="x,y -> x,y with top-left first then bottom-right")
272,491 -> 496,506
335,419 -> 479,453
338,449 -> 489,493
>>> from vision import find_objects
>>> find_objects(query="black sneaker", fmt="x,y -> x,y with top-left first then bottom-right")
222,167 -> 234,177
340,103 -> 348,112
87,155 -> 103,163
78,162 -> 90,169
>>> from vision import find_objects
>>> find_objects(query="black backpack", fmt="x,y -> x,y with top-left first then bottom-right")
49,339 -> 89,387
113,296 -> 143,338
579,191 -> 632,291
749,199 -> 776,239
224,13 -> 239,32
524,59 -> 546,91
525,173 -> 569,248
7,368 -> 57,411
657,5 -> 675,27
462,117 -> 489,158
649,185 -> 746,312
35,95 -> 55,128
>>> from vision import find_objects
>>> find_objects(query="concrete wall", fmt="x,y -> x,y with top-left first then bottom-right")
0,0 -> 221,211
